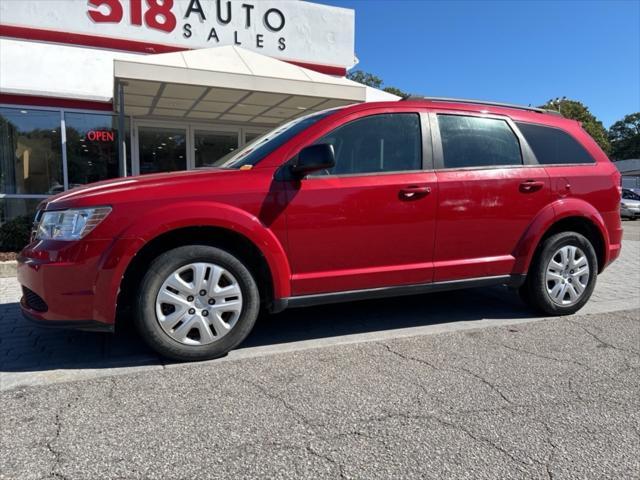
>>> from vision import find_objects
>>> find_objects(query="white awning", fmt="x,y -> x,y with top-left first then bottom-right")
114,46 -> 366,126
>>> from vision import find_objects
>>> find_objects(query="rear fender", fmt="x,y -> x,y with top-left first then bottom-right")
512,198 -> 609,274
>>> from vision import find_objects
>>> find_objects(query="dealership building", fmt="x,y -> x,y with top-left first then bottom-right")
0,0 -> 395,224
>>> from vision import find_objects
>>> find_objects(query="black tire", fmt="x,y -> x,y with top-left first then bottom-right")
135,245 -> 260,361
519,232 -> 598,316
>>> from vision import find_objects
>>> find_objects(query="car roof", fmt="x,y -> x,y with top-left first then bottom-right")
335,99 -> 580,129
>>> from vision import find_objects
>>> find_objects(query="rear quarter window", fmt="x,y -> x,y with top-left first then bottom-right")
516,122 -> 595,165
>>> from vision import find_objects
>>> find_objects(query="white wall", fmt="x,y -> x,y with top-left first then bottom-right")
0,0 -> 356,69
364,86 -> 401,102
0,39 -> 141,102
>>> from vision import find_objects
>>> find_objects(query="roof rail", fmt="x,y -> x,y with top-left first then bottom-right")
403,96 -> 563,117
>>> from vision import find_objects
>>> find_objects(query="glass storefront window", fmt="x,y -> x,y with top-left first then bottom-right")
138,126 -> 187,174
245,132 -> 264,144
0,107 -> 63,195
0,198 -> 42,251
0,197 -> 41,224
194,130 -> 238,168
65,112 -> 130,188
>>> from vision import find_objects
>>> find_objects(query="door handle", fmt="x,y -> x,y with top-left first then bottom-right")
399,185 -> 431,200
519,180 -> 545,193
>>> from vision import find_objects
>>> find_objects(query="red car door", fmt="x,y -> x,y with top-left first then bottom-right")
282,111 -> 438,296
430,112 -> 551,282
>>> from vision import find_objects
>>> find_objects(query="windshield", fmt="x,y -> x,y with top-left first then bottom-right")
210,110 -> 336,169
623,189 -> 640,201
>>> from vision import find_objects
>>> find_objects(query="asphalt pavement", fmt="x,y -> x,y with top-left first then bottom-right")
1,308 -> 638,479
0,221 -> 638,479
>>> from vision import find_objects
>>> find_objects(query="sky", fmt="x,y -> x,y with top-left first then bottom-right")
316,0 -> 640,127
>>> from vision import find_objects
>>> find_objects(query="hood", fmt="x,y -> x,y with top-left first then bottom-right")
43,168 -> 248,210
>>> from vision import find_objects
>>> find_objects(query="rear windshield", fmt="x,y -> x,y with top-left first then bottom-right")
211,110 -> 336,169
516,122 -> 595,165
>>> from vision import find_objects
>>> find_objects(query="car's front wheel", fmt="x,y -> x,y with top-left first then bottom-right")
520,231 -> 598,315
135,245 -> 260,361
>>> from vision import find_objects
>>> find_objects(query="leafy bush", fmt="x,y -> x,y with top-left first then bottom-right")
0,215 -> 32,252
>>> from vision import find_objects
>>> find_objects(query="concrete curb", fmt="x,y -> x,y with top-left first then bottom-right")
0,261 -> 17,278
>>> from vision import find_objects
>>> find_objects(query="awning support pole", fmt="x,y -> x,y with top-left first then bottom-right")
117,80 -> 127,177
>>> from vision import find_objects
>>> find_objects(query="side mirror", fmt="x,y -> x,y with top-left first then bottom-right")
290,143 -> 335,178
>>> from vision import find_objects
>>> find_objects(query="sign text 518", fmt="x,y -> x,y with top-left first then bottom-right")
88,0 -> 176,33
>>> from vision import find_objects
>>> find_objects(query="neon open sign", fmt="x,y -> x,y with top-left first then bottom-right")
86,130 -> 115,142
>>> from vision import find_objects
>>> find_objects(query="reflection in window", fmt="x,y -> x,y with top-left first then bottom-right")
138,127 -> 187,174
314,114 -> 422,175
0,197 -> 42,227
194,130 -> 238,168
0,108 -> 63,195
438,115 -> 522,169
245,132 -> 263,144
65,113 -> 130,188
516,122 -> 595,165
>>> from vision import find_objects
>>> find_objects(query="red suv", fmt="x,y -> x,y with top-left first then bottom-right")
18,98 -> 623,361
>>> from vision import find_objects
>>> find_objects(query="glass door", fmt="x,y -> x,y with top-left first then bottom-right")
193,128 -> 240,168
135,123 -> 188,175
243,129 -> 267,145
133,122 -> 245,174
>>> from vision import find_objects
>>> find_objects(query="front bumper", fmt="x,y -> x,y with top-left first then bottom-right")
17,238 -> 117,330
21,307 -> 114,332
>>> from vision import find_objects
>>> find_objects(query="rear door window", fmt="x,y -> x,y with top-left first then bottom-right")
515,122 -> 595,165
437,115 -> 522,169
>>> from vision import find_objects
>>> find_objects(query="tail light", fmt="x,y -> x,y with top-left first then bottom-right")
613,170 -> 622,198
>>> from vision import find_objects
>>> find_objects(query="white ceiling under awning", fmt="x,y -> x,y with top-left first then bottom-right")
114,46 -> 366,126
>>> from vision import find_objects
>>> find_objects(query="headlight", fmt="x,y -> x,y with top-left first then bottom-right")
35,207 -> 112,241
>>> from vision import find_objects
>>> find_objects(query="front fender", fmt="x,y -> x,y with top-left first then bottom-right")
512,198 -> 609,274
93,201 -> 292,325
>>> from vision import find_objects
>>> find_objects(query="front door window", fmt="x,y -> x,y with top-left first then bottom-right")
138,126 -> 187,174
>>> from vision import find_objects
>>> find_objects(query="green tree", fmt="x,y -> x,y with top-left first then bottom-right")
539,99 -> 611,154
383,86 -> 410,99
608,112 -> 640,160
347,70 -> 410,99
347,70 -> 383,89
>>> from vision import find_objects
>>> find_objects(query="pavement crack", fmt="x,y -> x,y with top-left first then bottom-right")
240,377 -> 317,429
106,376 -> 117,400
381,342 -> 513,405
429,413 -> 537,470
39,385 -> 82,480
305,444 -> 348,479
536,417 -> 558,480
483,338 -> 596,373
379,342 -> 441,370
351,407 -> 537,470
567,319 -> 640,357
456,365 -> 513,405
545,437 -> 558,480
43,412 -> 67,480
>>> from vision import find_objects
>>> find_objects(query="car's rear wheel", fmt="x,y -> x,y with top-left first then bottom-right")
520,231 -> 597,315
135,245 -> 259,361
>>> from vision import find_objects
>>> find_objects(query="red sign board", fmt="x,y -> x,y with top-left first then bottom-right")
87,130 -> 115,142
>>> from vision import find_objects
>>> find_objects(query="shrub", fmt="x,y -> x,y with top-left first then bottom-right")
0,215 -> 32,252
